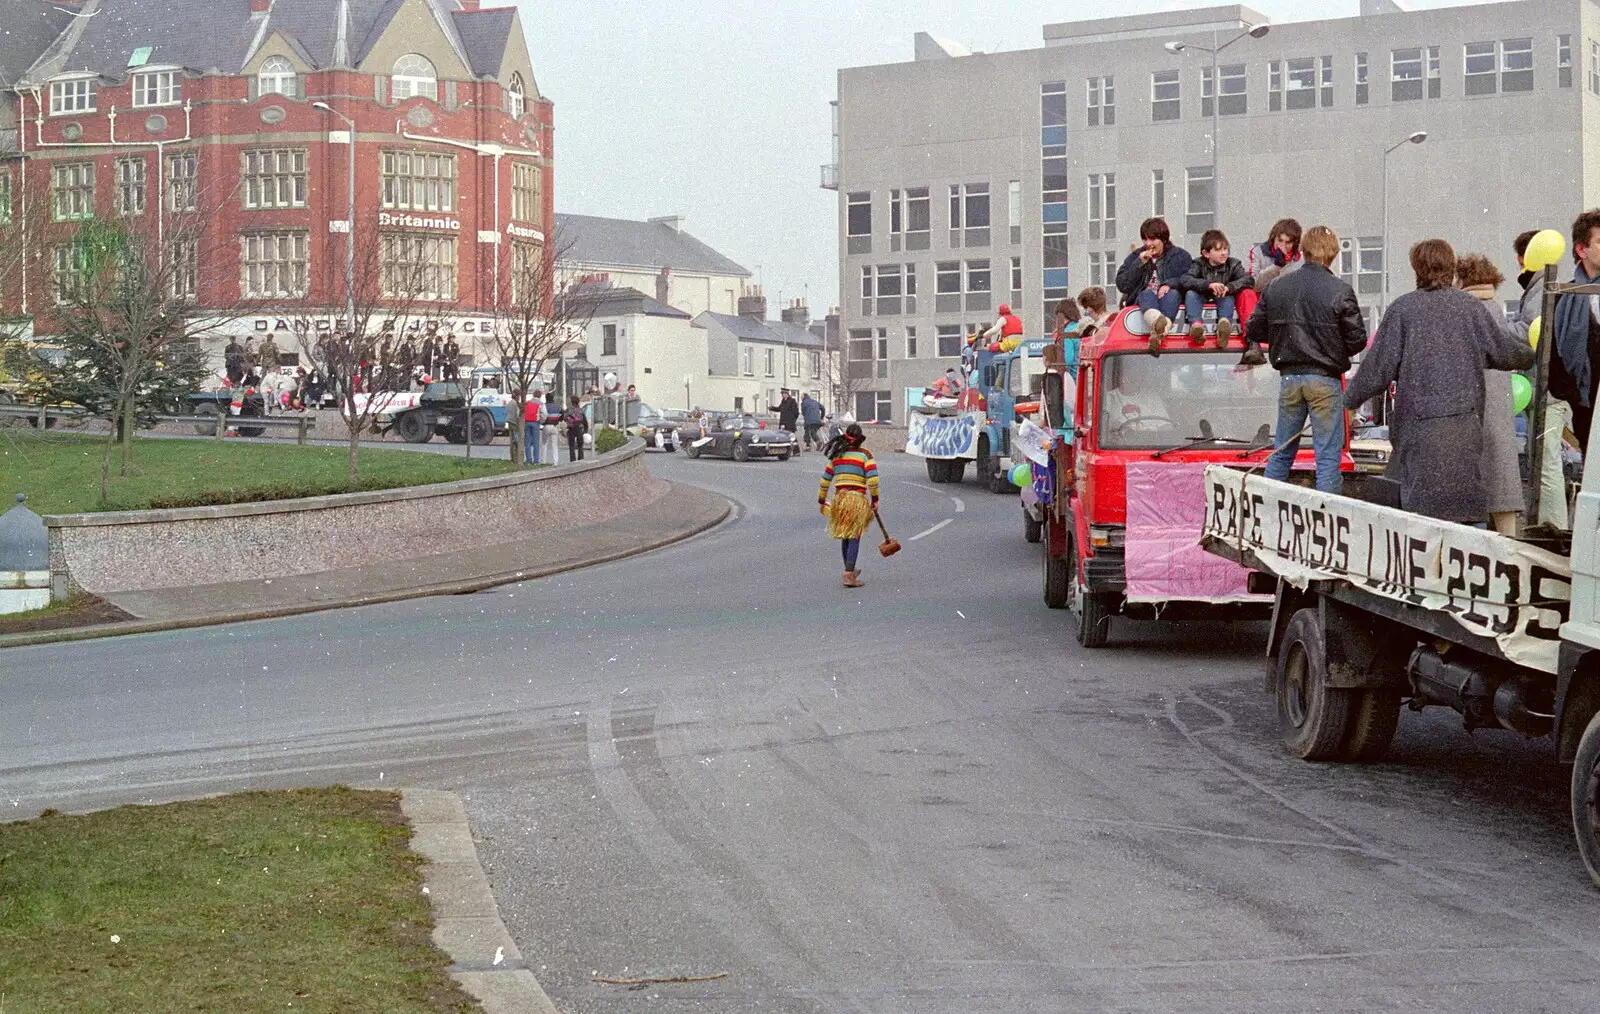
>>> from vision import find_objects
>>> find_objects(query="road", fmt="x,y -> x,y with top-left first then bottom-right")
4,448 -> 1599,1012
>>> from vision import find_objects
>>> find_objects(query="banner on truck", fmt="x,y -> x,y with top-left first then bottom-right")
1127,462 -> 1261,604
1202,468 -> 1572,672
906,412 -> 980,460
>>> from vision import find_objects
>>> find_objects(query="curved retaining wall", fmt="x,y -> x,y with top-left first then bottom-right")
46,439 -> 665,595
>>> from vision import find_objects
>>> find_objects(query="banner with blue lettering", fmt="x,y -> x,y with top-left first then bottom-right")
906,411 -> 981,460
1202,468 -> 1572,673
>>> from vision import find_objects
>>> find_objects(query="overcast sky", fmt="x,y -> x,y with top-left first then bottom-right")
515,0 -> 1495,314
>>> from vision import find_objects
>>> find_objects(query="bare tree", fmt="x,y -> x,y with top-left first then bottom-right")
492,227 -> 602,468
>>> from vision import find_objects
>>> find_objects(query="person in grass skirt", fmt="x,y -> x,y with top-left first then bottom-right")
818,423 -> 880,588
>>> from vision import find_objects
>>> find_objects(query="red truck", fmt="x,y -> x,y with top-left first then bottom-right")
1036,307 -> 1353,647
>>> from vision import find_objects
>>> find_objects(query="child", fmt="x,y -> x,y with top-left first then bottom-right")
1177,229 -> 1252,347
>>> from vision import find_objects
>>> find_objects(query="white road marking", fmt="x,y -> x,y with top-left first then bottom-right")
951,496 -> 965,513
906,481 -> 943,494
909,518 -> 954,542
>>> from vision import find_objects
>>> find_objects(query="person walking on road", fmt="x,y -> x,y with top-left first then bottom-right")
1244,225 -> 1368,494
523,389 -> 544,466
771,389 -> 800,439
801,392 -> 825,451
818,423 -> 879,589
562,394 -> 588,463
1344,239 -> 1535,525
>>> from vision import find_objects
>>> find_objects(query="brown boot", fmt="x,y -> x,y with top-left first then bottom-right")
842,569 -> 865,588
1215,317 -> 1234,348
1188,322 -> 1205,344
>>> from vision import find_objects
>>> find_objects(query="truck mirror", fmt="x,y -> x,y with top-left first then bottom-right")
1043,372 -> 1064,428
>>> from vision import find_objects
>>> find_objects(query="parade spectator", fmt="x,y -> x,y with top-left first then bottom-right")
1512,229 -> 1545,340
524,389 -> 544,465
258,334 -> 280,374
1457,254 -> 1528,535
1246,225 -> 1366,493
818,422 -> 880,588
421,334 -> 438,378
398,337 -> 417,389
562,394 -> 588,462
770,389 -> 799,437
801,391 -> 825,451
1245,218 -> 1304,280
981,304 -> 1025,347
1177,229 -> 1251,346
243,338 -> 258,374
1076,287 -> 1110,336
1550,209 -> 1600,449
542,391 -> 561,464
1345,239 -> 1535,524
442,334 -> 462,381
223,338 -> 246,386
625,383 -> 640,401
1115,217 -> 1192,350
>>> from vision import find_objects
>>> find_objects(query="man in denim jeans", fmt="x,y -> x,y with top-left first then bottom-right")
1244,225 -> 1368,493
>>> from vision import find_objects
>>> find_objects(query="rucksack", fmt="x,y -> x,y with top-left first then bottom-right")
563,407 -> 586,431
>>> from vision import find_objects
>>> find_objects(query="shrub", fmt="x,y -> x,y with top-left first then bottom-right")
594,425 -> 628,454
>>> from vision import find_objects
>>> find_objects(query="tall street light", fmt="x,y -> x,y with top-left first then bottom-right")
1165,23 -> 1270,227
1380,130 -> 1429,318
313,101 -> 357,330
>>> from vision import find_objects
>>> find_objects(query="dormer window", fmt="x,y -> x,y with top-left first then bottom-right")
391,54 -> 437,102
258,56 -> 296,97
49,76 -> 97,115
132,68 -> 181,108
507,72 -> 525,118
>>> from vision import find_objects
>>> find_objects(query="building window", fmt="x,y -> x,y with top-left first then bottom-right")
935,325 -> 963,358
1151,169 -> 1166,216
1042,79 -> 1067,140
810,350 -> 821,378
1466,41 -> 1497,94
1011,256 -> 1023,306
53,242 -> 89,304
1185,165 -> 1214,235
1088,248 -> 1118,291
1392,47 -> 1424,101
936,260 -> 962,313
965,259 -> 991,313
510,240 -> 541,306
904,187 -> 930,250
1269,61 -> 1281,110
379,234 -> 456,301
1356,52 -> 1369,105
1087,75 -> 1115,126
906,327 -> 918,359
949,183 -> 990,247
168,238 -> 197,299
381,151 -> 456,212
764,347 -> 775,377
51,162 -> 94,221
853,390 -> 892,424
391,54 -> 438,102
511,162 -> 541,222
905,262 -> 918,313
167,151 -> 196,212
789,348 -> 801,377
132,69 -> 181,108
859,265 -> 874,316
601,324 -> 617,357
872,264 -> 903,315
1591,40 -> 1600,94
0,172 -> 10,224
114,157 -> 146,216
1202,63 -> 1247,116
507,72 -> 526,118
1465,38 -> 1534,95
1321,55 -> 1334,106
242,148 -> 307,209
1357,237 -> 1384,295
1502,38 -> 1534,92
847,191 -> 871,254
49,77 -> 96,115
258,56 -> 296,98
1560,35 -> 1574,88
889,189 -> 903,250
1151,70 -> 1180,121
1087,173 -> 1116,241
741,346 -> 753,376
240,231 -> 308,298
1008,180 -> 1022,244
1428,45 -> 1442,98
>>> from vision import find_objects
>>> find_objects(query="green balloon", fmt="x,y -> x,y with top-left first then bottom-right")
1511,373 -> 1533,415
1010,463 -> 1032,488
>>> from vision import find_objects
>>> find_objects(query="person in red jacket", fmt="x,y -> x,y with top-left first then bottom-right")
981,304 -> 1024,348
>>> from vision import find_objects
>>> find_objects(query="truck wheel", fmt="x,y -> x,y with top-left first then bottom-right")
926,458 -> 945,483
1340,691 -> 1402,762
193,402 -> 224,435
1571,710 -> 1600,888
443,424 -> 467,445
947,459 -> 968,483
467,410 -> 495,445
395,411 -> 432,443
1276,607 -> 1354,761
1024,511 -> 1043,544
1068,538 -> 1112,647
987,467 -> 1013,494
1043,543 -> 1070,609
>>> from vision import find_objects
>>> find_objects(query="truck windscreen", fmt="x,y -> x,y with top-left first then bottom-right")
1096,352 -> 1278,450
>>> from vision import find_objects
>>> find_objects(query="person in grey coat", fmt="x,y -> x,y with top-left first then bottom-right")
1345,240 -> 1536,525
1456,254 -> 1527,535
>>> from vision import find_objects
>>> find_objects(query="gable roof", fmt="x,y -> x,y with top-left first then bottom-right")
0,1 -> 76,87
451,7 -> 514,77
569,285 -> 692,320
696,311 -> 823,349
556,213 -> 751,279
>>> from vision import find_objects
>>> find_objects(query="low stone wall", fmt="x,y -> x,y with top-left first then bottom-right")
47,439 -> 664,595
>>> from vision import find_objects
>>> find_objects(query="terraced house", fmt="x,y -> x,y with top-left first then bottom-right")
0,0 -> 553,366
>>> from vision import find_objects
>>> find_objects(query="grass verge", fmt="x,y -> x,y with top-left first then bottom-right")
0,431 -> 517,514
0,593 -> 131,636
0,787 -> 476,1014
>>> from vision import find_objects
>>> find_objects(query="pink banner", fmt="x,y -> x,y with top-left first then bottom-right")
1124,461 -> 1258,603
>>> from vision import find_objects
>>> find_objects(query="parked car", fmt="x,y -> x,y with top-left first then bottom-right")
684,414 -> 796,461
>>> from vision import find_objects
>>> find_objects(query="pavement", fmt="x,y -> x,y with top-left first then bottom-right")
5,449 -> 1600,1012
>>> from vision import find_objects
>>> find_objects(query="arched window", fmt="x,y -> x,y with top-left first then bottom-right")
258,56 -> 296,97
391,54 -> 437,102
506,72 -> 525,118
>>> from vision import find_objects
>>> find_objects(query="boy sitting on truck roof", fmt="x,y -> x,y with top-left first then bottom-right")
1177,229 -> 1252,349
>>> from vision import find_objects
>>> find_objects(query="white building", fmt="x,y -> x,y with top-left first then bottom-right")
557,213 -> 753,318
694,292 -> 832,414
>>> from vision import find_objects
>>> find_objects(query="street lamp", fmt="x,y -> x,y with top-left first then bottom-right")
312,101 -> 356,331
1380,130 -> 1428,317
1164,23 -> 1269,225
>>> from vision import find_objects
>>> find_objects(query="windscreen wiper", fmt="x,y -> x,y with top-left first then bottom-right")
1150,434 -> 1251,460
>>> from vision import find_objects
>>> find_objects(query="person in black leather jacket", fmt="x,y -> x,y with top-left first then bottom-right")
1176,229 -> 1252,346
1244,225 -> 1368,493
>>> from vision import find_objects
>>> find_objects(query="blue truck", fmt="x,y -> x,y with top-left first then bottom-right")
906,338 -> 1052,492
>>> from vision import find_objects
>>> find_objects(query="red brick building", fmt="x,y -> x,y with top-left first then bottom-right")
0,0 -> 552,361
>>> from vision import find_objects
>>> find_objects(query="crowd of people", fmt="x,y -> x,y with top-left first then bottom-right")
220,331 -> 471,412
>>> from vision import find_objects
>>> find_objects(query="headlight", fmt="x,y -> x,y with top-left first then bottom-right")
1088,525 -> 1125,549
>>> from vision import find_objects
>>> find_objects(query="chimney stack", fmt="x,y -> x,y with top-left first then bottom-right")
456,0 -> 481,10
648,215 -> 685,234
250,0 -> 273,12
656,265 -> 671,304
737,284 -> 768,323
780,298 -> 810,327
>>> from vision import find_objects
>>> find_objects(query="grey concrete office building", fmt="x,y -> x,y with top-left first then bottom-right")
827,0 -> 1600,424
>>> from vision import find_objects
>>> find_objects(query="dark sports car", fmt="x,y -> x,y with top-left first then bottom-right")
684,414 -> 797,461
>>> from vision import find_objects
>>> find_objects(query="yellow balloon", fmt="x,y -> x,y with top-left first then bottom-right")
1528,316 -> 1542,350
1525,229 -> 1567,272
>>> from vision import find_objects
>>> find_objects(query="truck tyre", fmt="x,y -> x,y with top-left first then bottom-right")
1571,709 -> 1600,888
395,411 -> 432,443
467,409 -> 495,445
1276,607 -> 1354,761
1024,511 -> 1043,544
926,458 -> 945,483
193,402 -> 224,435
1340,691 -> 1402,763
1044,540 -> 1070,609
947,459 -> 967,483
443,424 -> 467,445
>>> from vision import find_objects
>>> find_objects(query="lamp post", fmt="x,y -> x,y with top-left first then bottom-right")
1380,130 -> 1429,318
1165,23 -> 1269,227
312,102 -> 356,330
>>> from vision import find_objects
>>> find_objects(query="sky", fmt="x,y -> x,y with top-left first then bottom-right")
514,0 -> 1497,315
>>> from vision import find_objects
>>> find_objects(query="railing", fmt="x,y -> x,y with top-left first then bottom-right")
0,403 -> 314,443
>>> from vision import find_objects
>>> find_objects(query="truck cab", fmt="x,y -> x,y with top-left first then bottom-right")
1042,306 -> 1351,646
908,338 -> 1051,491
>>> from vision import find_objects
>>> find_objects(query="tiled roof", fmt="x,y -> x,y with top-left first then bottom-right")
697,311 -> 823,349
0,1 -> 75,87
570,285 -> 692,320
451,7 -> 513,77
556,213 -> 751,279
